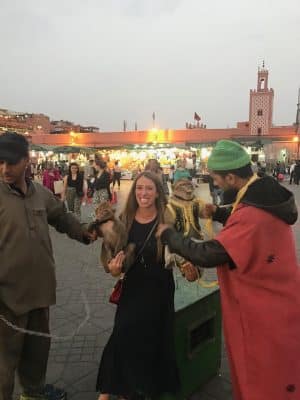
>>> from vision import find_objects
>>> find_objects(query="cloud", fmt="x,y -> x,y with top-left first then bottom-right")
0,0 -> 299,130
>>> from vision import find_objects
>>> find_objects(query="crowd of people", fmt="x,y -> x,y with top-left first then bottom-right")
24,157 -> 124,221
1,131 -> 300,400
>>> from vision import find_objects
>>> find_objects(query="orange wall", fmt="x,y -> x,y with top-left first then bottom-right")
31,126 -> 297,148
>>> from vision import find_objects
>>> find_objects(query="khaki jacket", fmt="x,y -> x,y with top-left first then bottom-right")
0,181 -> 89,315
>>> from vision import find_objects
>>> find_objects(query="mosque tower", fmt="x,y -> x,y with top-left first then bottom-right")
249,62 -> 274,135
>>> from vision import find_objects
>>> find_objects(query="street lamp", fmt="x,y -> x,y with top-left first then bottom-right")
295,88 -> 300,159
292,136 -> 299,159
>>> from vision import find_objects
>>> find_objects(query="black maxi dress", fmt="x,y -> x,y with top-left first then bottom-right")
96,218 -> 180,397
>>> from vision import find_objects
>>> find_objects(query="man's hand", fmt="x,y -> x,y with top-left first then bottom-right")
156,223 -> 172,238
87,220 -> 114,242
202,203 -> 217,219
181,262 -> 200,282
83,230 -> 98,242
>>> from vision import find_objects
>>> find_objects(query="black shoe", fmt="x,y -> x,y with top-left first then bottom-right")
43,385 -> 66,400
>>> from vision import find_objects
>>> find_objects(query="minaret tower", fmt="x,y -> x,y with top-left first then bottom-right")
249,62 -> 274,135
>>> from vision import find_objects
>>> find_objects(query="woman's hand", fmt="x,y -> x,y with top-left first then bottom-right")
108,251 -> 125,277
181,262 -> 200,282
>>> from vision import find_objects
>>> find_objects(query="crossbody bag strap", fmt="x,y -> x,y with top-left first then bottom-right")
134,220 -> 158,263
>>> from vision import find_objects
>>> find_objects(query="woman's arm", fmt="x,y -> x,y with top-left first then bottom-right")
83,179 -> 88,196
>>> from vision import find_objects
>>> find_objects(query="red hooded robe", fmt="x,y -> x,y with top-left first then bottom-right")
217,203 -> 300,400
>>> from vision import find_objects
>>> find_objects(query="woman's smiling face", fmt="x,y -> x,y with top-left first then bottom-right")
135,176 -> 158,209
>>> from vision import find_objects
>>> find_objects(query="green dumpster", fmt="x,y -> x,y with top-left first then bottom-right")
160,274 -> 222,400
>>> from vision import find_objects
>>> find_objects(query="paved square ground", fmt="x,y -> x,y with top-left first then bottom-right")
14,179 -> 300,400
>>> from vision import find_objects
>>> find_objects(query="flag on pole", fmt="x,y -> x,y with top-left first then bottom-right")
194,112 -> 201,121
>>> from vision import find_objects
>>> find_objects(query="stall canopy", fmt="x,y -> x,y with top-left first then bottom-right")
53,145 -> 96,154
29,144 -> 55,152
53,146 -> 82,154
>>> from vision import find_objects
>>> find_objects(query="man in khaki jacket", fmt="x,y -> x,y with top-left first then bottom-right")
0,132 -> 95,400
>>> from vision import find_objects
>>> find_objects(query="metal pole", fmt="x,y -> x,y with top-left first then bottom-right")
297,88 -> 300,159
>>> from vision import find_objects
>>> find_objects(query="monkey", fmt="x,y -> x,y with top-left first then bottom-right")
164,178 -> 204,269
90,201 -> 135,273
164,179 -> 218,286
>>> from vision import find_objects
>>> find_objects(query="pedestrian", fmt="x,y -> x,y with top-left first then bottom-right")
61,162 -> 86,219
92,160 -> 112,211
168,164 -> 175,184
256,161 -> 266,178
289,160 -> 296,184
84,159 -> 96,200
84,159 -> 96,183
294,160 -> 300,185
0,132 -> 96,400
42,162 -> 61,194
272,161 -> 281,179
96,171 -> 180,400
112,160 -> 121,190
144,158 -> 169,197
157,140 -> 300,400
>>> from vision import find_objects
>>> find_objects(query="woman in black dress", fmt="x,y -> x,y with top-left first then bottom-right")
96,171 -> 180,400
92,160 -> 112,208
61,162 -> 85,219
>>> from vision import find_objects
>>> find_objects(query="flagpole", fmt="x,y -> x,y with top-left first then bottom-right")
152,112 -> 155,128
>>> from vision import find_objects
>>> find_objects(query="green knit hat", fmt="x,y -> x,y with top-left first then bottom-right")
207,140 -> 251,171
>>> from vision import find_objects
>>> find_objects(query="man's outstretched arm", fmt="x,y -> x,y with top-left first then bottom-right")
45,191 -> 95,244
161,228 -> 232,268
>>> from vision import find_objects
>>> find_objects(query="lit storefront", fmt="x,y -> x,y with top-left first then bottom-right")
29,143 -> 216,180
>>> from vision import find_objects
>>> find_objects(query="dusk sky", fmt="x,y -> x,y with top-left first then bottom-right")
1,0 -> 300,131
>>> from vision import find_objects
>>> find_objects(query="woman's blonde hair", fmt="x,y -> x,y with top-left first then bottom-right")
121,171 -> 167,260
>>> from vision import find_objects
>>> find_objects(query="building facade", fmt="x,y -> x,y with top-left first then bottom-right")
0,109 -> 51,135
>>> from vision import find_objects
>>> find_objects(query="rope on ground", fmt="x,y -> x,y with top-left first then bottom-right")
0,291 -> 91,341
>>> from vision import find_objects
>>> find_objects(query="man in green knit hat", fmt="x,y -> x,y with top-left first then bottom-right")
157,140 -> 300,400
